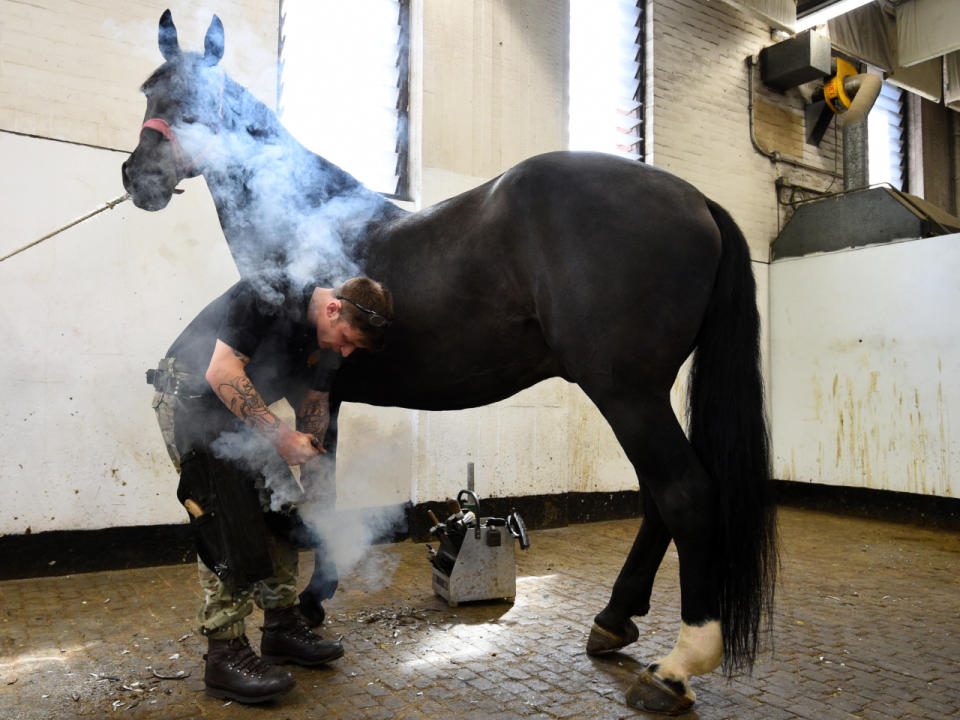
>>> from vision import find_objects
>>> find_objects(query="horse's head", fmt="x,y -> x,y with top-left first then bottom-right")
121,10 -> 227,210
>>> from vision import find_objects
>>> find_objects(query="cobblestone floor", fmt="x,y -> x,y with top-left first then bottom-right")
1,507 -> 958,719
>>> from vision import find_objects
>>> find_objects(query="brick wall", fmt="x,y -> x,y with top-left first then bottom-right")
0,0 -> 276,151
650,0 -> 842,260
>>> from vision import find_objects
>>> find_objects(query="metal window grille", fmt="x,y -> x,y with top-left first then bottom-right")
868,80 -> 904,191
569,0 -> 645,161
278,0 -> 410,199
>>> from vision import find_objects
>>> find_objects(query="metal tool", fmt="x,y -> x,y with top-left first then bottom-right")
507,509 -> 530,550
427,485 -> 529,607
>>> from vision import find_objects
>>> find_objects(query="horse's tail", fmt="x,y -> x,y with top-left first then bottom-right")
689,198 -> 778,677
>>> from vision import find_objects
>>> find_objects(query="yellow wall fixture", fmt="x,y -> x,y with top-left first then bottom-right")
823,57 -> 857,114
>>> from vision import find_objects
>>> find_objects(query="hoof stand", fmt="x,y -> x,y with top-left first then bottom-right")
625,664 -> 695,716
585,618 -> 640,655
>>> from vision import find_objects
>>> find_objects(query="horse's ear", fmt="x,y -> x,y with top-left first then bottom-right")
158,9 -> 181,61
203,15 -> 225,66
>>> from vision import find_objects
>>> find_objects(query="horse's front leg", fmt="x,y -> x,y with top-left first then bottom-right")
296,398 -> 342,627
587,484 -> 671,654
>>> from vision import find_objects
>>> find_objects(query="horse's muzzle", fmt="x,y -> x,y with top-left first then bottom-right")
121,159 -> 174,211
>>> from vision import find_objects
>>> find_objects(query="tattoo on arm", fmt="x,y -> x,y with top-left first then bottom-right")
217,375 -> 284,439
297,393 -> 330,444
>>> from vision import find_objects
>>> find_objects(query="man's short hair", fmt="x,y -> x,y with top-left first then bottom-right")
335,277 -> 394,351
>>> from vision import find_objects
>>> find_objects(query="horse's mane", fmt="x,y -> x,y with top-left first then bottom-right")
221,73 -> 286,144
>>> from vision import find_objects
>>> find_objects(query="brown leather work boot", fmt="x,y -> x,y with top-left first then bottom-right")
203,635 -> 295,703
261,605 -> 345,666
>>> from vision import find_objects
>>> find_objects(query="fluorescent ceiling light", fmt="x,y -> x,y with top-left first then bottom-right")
795,0 -> 874,32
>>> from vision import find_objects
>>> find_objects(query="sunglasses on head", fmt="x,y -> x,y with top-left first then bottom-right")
336,295 -> 391,328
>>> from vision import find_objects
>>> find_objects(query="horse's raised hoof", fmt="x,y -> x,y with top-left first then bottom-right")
586,617 -> 640,655
297,591 -> 325,628
625,664 -> 695,716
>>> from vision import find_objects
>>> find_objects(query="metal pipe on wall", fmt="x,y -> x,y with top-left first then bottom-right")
838,73 -> 882,191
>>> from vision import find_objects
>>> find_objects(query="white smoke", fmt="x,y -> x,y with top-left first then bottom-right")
210,426 -> 407,587
126,6 -> 395,294
209,428 -> 301,510
300,502 -> 406,591
302,408 -> 413,588
139,11 -> 408,587
172,98 -> 383,291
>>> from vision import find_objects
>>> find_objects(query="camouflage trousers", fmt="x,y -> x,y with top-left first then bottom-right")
153,382 -> 301,639
152,363 -> 337,638
196,531 -> 300,639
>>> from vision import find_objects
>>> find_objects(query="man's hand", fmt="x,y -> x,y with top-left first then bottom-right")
273,430 -> 322,466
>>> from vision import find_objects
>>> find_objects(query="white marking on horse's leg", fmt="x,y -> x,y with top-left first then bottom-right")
653,620 -> 723,700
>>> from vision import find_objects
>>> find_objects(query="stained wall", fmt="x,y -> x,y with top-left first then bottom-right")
2,0 -> 953,538
771,235 -> 960,499
0,1 -> 273,533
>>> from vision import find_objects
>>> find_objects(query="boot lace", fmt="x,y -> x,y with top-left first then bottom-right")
271,610 -> 338,647
228,637 -> 272,676
287,612 -> 326,644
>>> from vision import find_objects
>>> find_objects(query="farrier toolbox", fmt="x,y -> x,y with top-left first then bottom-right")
426,489 -> 530,607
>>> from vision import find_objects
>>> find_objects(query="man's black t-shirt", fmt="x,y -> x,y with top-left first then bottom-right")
166,276 -> 341,405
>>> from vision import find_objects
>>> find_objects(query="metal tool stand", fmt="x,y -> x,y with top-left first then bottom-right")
432,521 -> 516,607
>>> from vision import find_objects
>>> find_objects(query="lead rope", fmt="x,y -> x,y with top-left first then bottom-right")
0,192 -> 130,264
2,74 -> 225,265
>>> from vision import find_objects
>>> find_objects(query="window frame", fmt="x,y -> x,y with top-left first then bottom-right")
568,0 -> 646,162
276,0 -> 411,201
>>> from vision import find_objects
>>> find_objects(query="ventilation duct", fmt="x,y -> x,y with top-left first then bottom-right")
826,59 -> 882,190
757,36 -> 882,190
759,30 -> 832,90
772,187 -> 960,260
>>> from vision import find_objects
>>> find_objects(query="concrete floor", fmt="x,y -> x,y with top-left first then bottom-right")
1,506 -> 958,720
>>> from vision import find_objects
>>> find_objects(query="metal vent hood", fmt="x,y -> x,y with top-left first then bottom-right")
772,187 -> 960,260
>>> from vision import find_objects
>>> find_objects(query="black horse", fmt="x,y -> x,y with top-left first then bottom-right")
121,11 -> 777,714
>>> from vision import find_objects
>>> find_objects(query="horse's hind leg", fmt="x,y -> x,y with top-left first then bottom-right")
587,390 -> 722,714
586,484 -> 671,654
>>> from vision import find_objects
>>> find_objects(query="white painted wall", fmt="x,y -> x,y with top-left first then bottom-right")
0,0 -> 638,536
339,0 -> 637,508
771,235 -> 960,499
0,132 -> 239,533
0,1 -> 270,534
4,0 -> 951,538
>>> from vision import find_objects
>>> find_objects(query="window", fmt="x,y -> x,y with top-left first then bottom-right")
568,0 -> 645,160
278,0 -> 409,198
868,79 -> 904,190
